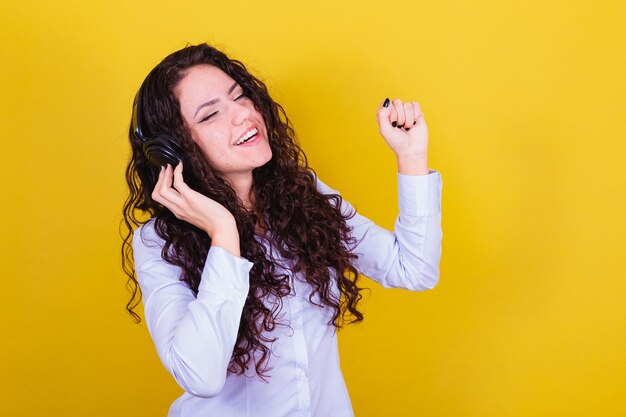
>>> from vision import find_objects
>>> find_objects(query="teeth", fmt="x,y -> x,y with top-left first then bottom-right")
235,128 -> 258,145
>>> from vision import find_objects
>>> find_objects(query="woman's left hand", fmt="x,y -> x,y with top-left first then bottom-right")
376,98 -> 429,168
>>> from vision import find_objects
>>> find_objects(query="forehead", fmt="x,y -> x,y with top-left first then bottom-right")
176,65 -> 236,109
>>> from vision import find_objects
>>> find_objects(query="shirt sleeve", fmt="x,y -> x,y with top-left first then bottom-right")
132,220 -> 253,398
315,170 -> 443,290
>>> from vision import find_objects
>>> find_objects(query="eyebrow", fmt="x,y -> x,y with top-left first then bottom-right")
193,82 -> 239,118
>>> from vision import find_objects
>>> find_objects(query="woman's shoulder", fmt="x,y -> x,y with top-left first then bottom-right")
132,218 -> 164,252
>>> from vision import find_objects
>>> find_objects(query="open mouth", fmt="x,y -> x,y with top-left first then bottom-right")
235,127 -> 259,146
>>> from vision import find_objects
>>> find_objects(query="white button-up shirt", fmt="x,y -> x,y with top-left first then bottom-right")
133,171 -> 443,417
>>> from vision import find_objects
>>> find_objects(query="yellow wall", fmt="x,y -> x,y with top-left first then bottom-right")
1,0 -> 625,415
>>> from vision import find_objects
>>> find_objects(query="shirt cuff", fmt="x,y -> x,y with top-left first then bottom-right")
398,169 -> 442,216
197,246 -> 253,301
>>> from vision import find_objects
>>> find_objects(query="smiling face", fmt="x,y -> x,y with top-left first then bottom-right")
175,64 -> 272,182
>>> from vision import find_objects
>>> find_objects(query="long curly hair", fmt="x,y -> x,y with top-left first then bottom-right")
121,43 -> 364,377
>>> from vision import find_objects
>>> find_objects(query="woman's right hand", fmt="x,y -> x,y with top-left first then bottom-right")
152,163 -> 240,254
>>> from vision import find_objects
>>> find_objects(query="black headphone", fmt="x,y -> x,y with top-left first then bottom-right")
131,76 -> 184,167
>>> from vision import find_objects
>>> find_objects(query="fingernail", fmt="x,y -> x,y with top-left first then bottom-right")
383,98 -> 390,108
413,121 -> 417,125
405,127 -> 411,131
392,121 -> 397,127
397,124 -> 404,129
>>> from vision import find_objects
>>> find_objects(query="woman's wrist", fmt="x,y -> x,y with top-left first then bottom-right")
397,154 -> 429,175
210,226 -> 241,258
207,220 -> 241,257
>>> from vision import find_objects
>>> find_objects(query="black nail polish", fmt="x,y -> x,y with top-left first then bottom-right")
392,121 -> 397,127
383,98 -> 390,108
413,121 -> 417,125
397,124 -> 404,129
405,127 -> 411,131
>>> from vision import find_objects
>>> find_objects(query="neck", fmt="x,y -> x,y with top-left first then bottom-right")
225,172 -> 267,235
225,172 -> 255,211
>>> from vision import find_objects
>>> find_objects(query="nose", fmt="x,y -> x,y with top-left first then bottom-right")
230,100 -> 252,126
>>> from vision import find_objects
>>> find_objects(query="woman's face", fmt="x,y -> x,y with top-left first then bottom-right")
176,64 -> 272,181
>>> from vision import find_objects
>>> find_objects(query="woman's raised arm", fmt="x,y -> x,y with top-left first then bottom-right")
315,97 -> 442,289
316,172 -> 442,290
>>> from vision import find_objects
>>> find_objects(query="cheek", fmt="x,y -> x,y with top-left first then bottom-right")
201,146 -> 233,171
192,127 -> 232,164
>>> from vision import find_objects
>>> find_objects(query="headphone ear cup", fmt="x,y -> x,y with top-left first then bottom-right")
143,134 -> 184,167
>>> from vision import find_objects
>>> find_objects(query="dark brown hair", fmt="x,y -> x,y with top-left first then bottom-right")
121,43 -> 363,377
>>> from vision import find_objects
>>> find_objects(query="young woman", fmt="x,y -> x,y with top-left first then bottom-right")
121,43 -> 442,417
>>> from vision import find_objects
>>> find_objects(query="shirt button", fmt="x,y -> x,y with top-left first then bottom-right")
296,369 -> 306,380
292,300 -> 302,313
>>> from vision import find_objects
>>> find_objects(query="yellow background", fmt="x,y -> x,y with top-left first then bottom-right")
1,0 -> 625,415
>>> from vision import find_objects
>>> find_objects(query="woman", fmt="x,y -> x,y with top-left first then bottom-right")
121,43 -> 442,417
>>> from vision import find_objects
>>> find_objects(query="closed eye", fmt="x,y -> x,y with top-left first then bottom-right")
199,111 -> 218,123
235,92 -> 246,100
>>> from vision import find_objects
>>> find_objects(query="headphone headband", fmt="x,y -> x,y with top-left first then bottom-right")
131,87 -> 147,143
